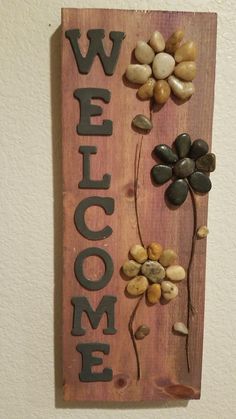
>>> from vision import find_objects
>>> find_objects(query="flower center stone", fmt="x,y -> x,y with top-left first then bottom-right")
174,157 -> 195,178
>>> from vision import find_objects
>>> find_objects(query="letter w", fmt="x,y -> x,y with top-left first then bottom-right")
71,296 -> 117,336
65,29 -> 125,75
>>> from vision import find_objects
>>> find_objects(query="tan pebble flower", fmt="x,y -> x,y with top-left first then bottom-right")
125,29 -> 197,111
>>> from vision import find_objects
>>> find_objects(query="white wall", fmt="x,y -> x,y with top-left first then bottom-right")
1,0 -> 236,418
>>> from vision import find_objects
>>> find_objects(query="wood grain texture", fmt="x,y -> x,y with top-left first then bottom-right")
61,8 -> 217,401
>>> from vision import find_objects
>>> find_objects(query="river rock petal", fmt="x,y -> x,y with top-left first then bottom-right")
151,164 -> 173,185
135,324 -> 150,339
174,61 -> 197,81
147,284 -> 161,304
197,225 -> 209,238
125,64 -> 152,84
135,40 -> 155,64
159,249 -> 177,267
161,281 -> 178,300
130,244 -> 148,263
149,31 -> 165,52
126,275 -> 149,296
196,153 -> 216,172
122,260 -> 141,278
166,265 -> 186,281
173,322 -> 188,335
132,114 -> 153,131
165,29 -> 185,54
174,132 -> 192,158
166,179 -> 189,206
189,139 -> 209,159
153,80 -> 171,104
154,144 -> 178,164
189,171 -> 212,193
147,242 -> 163,261
168,75 -> 195,100
137,78 -> 156,99
174,41 -> 197,63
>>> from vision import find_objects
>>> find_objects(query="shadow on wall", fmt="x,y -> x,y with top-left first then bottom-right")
50,26 -> 188,410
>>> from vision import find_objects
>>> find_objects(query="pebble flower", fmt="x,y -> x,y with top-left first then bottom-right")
122,242 -> 186,379
122,243 -> 185,305
125,29 -> 197,105
151,133 -> 216,206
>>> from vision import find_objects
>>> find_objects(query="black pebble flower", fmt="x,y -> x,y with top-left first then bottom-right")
151,133 -> 216,206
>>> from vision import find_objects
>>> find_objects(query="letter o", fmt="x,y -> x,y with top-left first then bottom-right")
74,247 -> 114,291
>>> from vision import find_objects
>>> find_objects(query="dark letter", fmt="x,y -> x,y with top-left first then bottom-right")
71,296 -> 117,336
65,29 -> 125,75
79,146 -> 110,189
77,343 -> 112,382
74,88 -> 112,136
74,247 -> 113,290
74,196 -> 114,240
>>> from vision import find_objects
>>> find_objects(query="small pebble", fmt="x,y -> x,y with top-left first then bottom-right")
152,52 -> 175,80
151,164 -> 173,185
189,139 -> 209,160
174,133 -> 192,158
135,40 -> 155,64
137,78 -> 156,99
165,29 -> 185,54
161,281 -> 178,300
149,31 -> 165,52
147,284 -> 161,304
141,260 -> 165,283
175,41 -> 197,63
159,249 -> 177,267
122,260 -> 141,278
132,114 -> 153,131
166,265 -> 186,281
147,242 -> 163,261
189,171 -> 212,193
165,179 -> 189,206
154,144 -> 178,164
126,275 -> 149,296
168,75 -> 195,100
125,64 -> 152,84
174,157 -> 195,178
173,322 -> 188,335
135,324 -> 150,340
197,225 -> 209,239
196,153 -> 216,172
174,61 -> 197,81
130,244 -> 148,263
153,80 -> 171,104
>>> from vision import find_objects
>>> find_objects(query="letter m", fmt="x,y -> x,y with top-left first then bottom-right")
65,29 -> 125,75
71,296 -> 117,336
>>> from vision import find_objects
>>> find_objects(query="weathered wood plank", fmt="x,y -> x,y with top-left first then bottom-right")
61,8 -> 217,401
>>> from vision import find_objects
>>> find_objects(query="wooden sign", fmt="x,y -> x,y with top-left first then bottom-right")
61,8 -> 217,401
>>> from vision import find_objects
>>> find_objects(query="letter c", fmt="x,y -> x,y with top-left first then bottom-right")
74,196 -> 114,240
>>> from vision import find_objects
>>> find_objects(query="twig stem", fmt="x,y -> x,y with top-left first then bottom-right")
130,135 -> 146,381
134,136 -> 144,247
149,97 -> 155,122
128,294 -> 144,381
185,185 -> 198,372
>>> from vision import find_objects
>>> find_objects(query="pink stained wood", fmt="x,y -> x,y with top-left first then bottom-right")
61,8 -> 217,401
